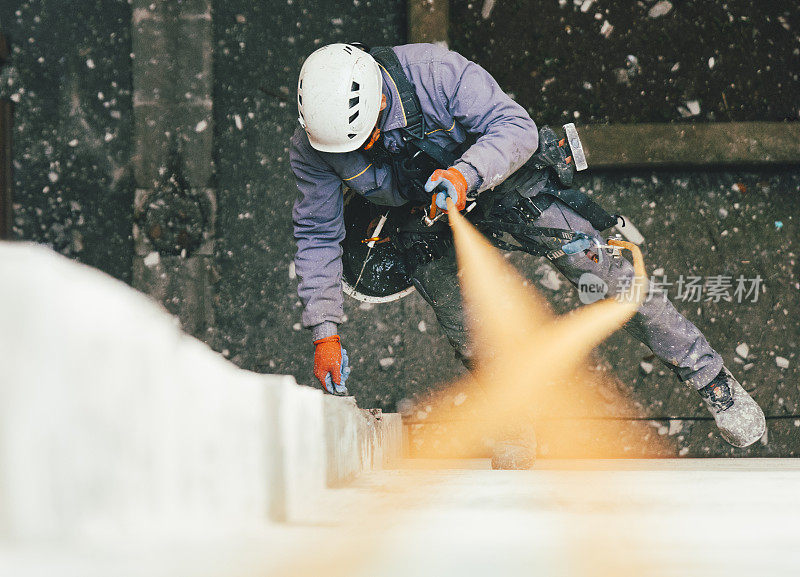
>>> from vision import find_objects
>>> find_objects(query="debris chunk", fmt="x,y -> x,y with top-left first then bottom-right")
481,0 -> 496,19
735,343 -> 749,359
143,252 -> 160,267
536,264 -> 563,291
614,68 -> 631,86
397,398 -> 414,416
648,1 -> 672,18
776,356 -> 790,369
379,357 -> 395,369
640,361 -> 654,374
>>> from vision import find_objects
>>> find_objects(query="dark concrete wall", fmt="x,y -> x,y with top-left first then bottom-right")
450,1 -> 800,124
0,0 -> 135,282
3,1 -> 798,456
210,4 -> 800,457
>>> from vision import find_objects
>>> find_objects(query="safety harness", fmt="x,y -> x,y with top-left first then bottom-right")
368,46 -> 620,264
370,46 -> 459,169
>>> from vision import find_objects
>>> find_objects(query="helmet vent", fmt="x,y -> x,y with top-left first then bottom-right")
349,110 -> 359,123
347,133 -> 357,139
349,96 -> 359,108
298,94 -> 302,105
351,81 -> 359,91
343,45 -> 353,54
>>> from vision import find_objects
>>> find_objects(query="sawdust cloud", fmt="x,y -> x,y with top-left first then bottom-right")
415,198 -> 660,460
271,200 -> 667,576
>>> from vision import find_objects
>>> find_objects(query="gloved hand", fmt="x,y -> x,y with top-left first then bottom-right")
424,167 -> 468,212
313,335 -> 350,395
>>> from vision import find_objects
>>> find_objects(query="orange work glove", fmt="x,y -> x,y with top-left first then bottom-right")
313,335 -> 350,395
424,167 -> 468,212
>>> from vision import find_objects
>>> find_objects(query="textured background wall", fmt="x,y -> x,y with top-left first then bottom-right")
0,0 -> 135,281
2,1 -> 798,455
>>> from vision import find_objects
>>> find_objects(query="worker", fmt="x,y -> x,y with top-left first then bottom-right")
289,43 -> 766,459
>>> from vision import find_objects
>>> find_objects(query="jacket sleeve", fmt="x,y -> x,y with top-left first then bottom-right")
290,128 -> 346,329
435,50 -> 538,193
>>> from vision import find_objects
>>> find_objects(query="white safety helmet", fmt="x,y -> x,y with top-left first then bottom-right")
297,43 -> 383,153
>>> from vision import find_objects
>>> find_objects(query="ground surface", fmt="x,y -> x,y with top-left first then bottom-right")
452,0 -> 800,124
5,458 -> 800,576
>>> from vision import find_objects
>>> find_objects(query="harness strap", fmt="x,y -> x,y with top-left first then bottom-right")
370,47 -> 425,139
487,235 -> 573,262
370,46 -> 458,168
541,187 -> 618,232
484,221 -> 577,241
412,138 -> 458,168
481,220 -> 580,261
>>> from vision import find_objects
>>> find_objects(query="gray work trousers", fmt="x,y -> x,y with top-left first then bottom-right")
410,199 -> 723,390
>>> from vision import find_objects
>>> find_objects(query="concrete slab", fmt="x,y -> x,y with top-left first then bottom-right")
370,459 -> 800,577
3,458 -> 799,576
0,242 -> 402,539
266,378 -> 325,523
325,398 -> 404,487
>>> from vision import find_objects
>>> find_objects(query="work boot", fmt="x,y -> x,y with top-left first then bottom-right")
491,424 -> 536,470
698,367 -> 766,448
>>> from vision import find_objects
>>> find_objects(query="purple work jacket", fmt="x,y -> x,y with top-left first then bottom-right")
290,43 -> 538,331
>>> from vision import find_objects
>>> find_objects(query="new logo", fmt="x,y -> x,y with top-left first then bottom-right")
578,272 -> 608,304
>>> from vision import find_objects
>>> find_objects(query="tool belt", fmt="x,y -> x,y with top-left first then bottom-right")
394,161 -> 619,272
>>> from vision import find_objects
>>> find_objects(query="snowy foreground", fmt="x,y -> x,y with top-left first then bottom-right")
3,458 -> 800,576
0,242 -> 400,573
2,243 -> 799,576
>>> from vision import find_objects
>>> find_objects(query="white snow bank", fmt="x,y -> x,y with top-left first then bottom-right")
0,242 -> 400,544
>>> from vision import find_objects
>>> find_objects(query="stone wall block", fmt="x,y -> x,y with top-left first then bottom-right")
132,102 -> 213,189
